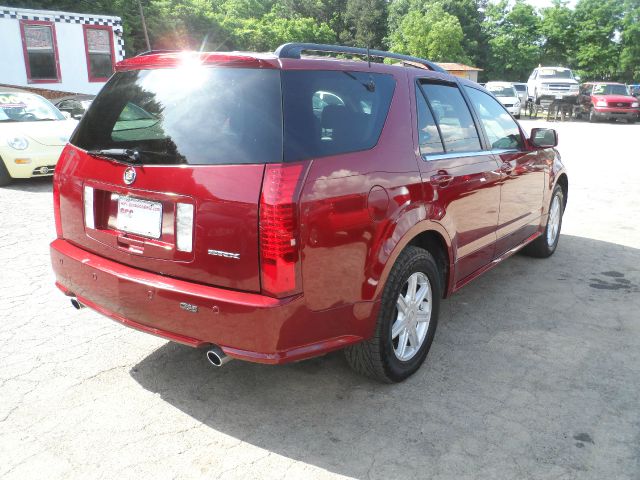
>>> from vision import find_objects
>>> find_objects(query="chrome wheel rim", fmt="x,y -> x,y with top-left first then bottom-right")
547,194 -> 561,247
391,272 -> 432,362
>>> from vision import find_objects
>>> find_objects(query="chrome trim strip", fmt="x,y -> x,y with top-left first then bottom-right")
422,150 -> 492,161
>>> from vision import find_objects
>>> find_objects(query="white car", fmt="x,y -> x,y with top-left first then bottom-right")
527,66 -> 580,105
0,91 -> 77,186
485,82 -> 521,119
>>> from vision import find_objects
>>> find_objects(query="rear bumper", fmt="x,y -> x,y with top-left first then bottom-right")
50,239 -> 366,364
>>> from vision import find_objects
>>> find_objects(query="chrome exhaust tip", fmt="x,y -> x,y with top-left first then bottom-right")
70,297 -> 85,310
205,346 -> 232,367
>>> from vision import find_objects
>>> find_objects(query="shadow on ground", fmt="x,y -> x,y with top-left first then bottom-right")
130,234 -> 640,478
1,177 -> 52,192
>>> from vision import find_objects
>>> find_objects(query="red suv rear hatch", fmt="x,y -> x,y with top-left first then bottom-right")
57,59 -> 283,293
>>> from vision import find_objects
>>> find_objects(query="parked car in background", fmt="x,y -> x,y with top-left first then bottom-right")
511,82 -> 528,106
578,82 -> 640,123
629,84 -> 640,100
527,67 -> 580,104
50,44 -> 567,383
485,82 -> 521,118
0,90 -> 77,186
53,94 -> 95,119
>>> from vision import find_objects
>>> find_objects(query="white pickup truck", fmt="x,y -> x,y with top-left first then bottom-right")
527,66 -> 580,104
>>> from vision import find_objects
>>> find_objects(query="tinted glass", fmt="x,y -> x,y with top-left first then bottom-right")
282,71 -> 395,161
0,92 -> 64,122
465,87 -> 523,150
420,82 -> 481,153
71,67 -> 283,165
89,53 -> 113,78
415,86 -> 444,155
513,84 -> 526,92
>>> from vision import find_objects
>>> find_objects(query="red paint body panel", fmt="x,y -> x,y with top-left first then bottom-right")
50,51 -> 567,364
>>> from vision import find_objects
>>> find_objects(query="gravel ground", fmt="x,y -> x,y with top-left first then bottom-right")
1,119 -> 639,479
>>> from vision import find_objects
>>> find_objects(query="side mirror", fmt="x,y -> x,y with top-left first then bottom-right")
61,111 -> 71,119
73,113 -> 83,120
575,75 -> 581,82
530,128 -> 558,148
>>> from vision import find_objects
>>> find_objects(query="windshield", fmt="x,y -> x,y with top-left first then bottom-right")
0,92 -> 65,122
487,85 -> 517,97
592,84 -> 629,96
539,68 -> 573,79
71,67 -> 283,165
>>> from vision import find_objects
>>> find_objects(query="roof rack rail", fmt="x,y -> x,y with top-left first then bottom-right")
274,43 -> 447,74
135,49 -> 181,57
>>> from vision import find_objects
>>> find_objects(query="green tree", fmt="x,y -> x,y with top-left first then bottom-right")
572,0 -> 623,80
619,0 -> 640,82
483,0 -> 541,81
341,0 -> 388,48
390,4 -> 467,62
539,0 -> 575,66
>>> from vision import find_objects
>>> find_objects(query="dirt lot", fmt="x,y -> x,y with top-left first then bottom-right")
1,119 -> 639,479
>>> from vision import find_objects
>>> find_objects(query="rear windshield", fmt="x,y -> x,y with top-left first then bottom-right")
71,67 -> 283,165
71,67 -> 395,165
512,84 -> 526,92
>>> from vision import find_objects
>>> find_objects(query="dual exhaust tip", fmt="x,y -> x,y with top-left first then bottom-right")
70,297 -> 231,368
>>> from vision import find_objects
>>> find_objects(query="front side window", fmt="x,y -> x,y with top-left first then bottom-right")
415,85 -> 444,155
282,71 -> 396,161
20,21 -> 60,82
465,87 -> 523,150
83,26 -> 114,81
419,81 -> 481,153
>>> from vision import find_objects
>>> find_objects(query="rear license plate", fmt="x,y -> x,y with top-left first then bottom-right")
555,95 -> 563,100
117,197 -> 162,238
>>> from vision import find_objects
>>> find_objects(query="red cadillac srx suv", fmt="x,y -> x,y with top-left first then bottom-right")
50,43 -> 568,382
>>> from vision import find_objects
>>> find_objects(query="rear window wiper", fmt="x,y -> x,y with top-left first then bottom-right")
87,148 -> 141,164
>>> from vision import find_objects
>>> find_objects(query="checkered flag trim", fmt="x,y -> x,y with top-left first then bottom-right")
0,8 -> 125,59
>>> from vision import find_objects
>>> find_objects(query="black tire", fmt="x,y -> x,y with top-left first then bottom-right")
523,185 -> 564,258
0,159 -> 12,187
345,246 -> 441,383
515,114 -> 521,119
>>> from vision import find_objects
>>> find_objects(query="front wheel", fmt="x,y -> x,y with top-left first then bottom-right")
523,185 -> 564,258
345,246 -> 441,383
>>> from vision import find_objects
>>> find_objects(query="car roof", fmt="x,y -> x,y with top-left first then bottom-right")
485,81 -> 515,87
115,50 -> 456,80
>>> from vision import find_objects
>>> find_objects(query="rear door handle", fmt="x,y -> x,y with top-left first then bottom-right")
499,162 -> 514,175
430,171 -> 453,187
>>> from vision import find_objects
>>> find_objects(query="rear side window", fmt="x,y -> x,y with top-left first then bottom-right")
281,71 -> 395,161
415,86 -> 444,155
464,87 -> 523,150
419,82 -> 481,153
71,67 -> 283,165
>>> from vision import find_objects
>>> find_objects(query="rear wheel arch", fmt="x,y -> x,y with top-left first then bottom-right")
556,173 -> 568,208
374,223 -> 453,302
408,230 -> 450,298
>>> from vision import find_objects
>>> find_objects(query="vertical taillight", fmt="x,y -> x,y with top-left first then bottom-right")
259,163 -> 306,297
53,171 -> 63,238
53,146 -> 73,239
